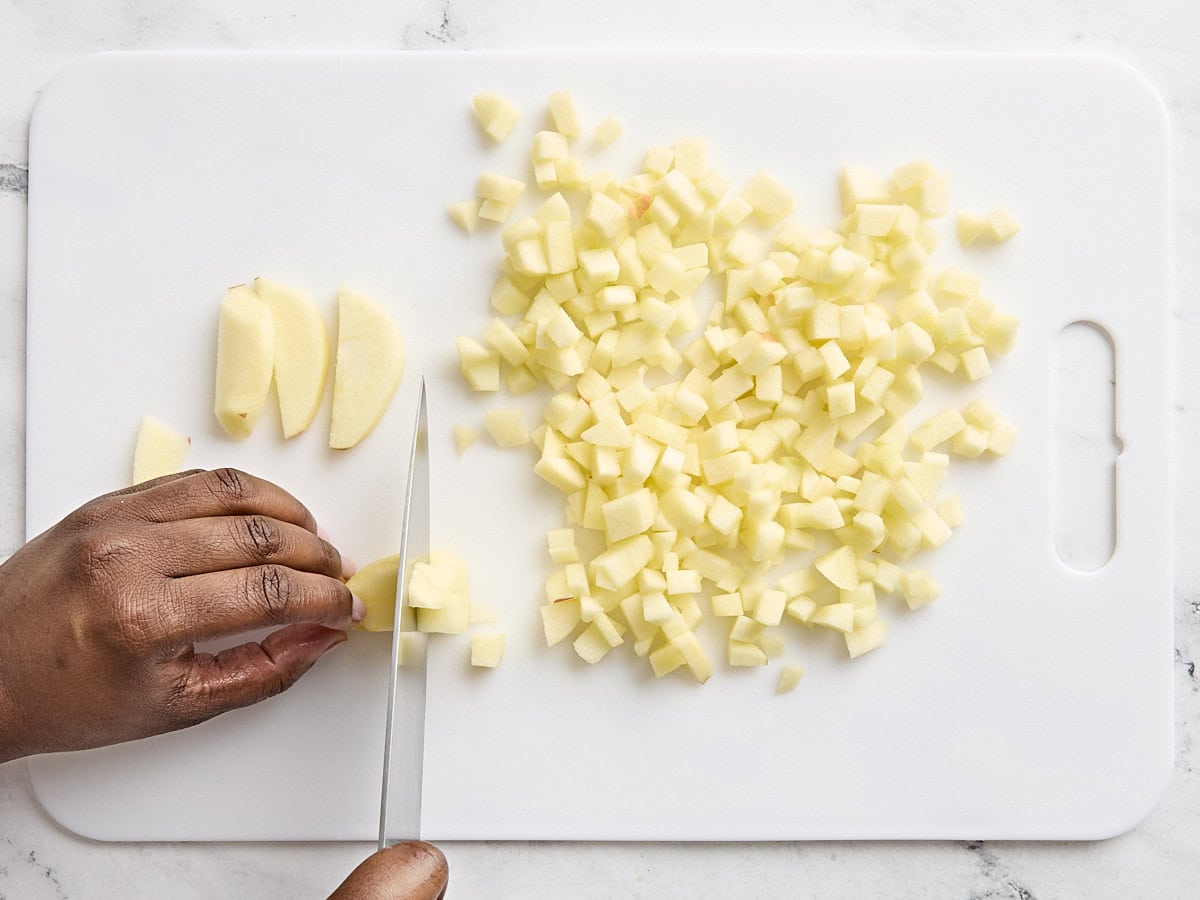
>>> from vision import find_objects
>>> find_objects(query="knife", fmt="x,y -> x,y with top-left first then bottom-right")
377,378 -> 430,851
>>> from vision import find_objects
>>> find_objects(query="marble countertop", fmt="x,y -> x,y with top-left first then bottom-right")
1,2 -> 1198,897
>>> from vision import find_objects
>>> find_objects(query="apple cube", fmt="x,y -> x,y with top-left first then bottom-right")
469,633 -> 506,668
728,640 -> 768,667
601,488 -> 658,541
910,408 -> 967,452
472,92 -> 519,142
845,620 -> 888,658
448,199 -> 480,234
547,90 -> 582,138
541,598 -> 581,646
815,545 -> 859,590
593,114 -> 624,148
485,408 -> 530,448
985,207 -> 1021,241
740,170 -> 795,225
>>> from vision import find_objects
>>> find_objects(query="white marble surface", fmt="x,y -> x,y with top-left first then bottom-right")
1,1 -> 1198,897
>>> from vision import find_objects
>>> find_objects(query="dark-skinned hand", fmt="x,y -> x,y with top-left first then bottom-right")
0,467 -> 360,762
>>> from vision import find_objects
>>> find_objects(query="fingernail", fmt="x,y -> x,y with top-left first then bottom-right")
351,594 -> 367,622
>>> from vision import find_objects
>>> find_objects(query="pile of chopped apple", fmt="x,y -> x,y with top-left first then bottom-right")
452,92 -> 1020,689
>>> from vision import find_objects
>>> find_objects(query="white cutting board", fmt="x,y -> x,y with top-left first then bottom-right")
24,52 -> 1172,841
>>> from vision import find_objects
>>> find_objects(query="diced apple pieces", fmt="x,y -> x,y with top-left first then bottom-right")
958,208 -> 1021,246
472,92 -> 519,143
845,620 -> 888,658
485,407 -> 529,447
776,664 -> 805,694
900,569 -> 940,609
985,208 -> 1021,241
132,416 -> 190,484
547,90 -> 582,139
347,550 -> 473,636
470,633 -> 506,668
478,172 -> 525,206
449,199 -> 480,234
454,424 -> 479,454
541,598 -> 582,646
456,336 -> 501,391
414,551 -> 471,634
592,115 -> 624,148
329,288 -> 406,449
214,283 -> 275,439
449,98 -> 1022,688
547,528 -> 580,563
408,560 -> 449,609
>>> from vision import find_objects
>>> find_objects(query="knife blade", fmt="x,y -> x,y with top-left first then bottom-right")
377,378 -> 430,851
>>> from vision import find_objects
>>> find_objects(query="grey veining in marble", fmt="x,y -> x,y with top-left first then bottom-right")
0,165 -> 27,196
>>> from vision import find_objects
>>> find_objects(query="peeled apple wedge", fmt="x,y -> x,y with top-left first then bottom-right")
214,283 -> 274,439
329,288 -> 406,449
346,553 -> 401,632
131,416 -> 190,484
254,277 -> 330,439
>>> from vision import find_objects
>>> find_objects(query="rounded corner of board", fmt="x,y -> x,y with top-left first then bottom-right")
1086,745 -> 1176,842
1079,54 -> 1171,134
26,760 -> 118,844
30,52 -> 124,138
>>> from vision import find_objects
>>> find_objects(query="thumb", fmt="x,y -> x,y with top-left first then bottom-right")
330,841 -> 448,900
167,625 -> 346,727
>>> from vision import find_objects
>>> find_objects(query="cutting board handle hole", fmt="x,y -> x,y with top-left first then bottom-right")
1052,321 -> 1120,572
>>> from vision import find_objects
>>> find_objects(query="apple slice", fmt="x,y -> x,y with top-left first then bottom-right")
254,277 -> 330,439
132,415 -> 190,484
345,552 -> 400,633
329,288 -> 405,449
214,284 -> 274,439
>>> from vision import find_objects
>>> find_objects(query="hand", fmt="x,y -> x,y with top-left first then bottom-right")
330,842 -> 449,900
0,468 -> 360,763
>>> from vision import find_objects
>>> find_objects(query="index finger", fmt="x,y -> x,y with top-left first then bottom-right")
125,468 -> 318,532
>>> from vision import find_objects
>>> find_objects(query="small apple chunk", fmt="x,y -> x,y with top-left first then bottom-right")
329,288 -> 406,449
214,283 -> 274,439
254,277 -> 330,439
132,416 -> 190,484
471,92 -> 520,143
776,664 -> 805,694
415,551 -> 471,634
470,633 -> 506,668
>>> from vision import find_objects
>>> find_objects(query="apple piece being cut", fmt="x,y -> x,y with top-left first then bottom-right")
214,283 -> 274,439
329,288 -> 406,449
132,416 -> 190,484
254,277 -> 330,439
345,553 -> 401,632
